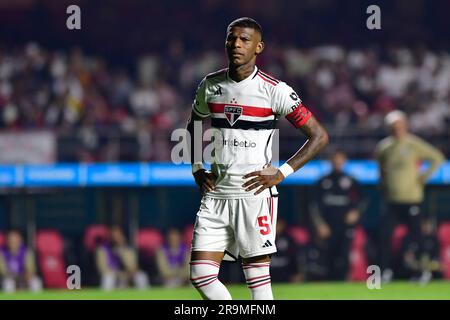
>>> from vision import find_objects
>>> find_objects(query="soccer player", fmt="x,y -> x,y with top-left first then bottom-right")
375,110 -> 445,282
186,17 -> 329,300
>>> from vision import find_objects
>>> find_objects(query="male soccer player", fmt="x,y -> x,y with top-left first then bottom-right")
375,110 -> 445,282
186,17 -> 329,300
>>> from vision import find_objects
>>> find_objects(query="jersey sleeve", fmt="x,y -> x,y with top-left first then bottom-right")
192,78 -> 210,118
413,136 -> 445,164
272,82 -> 312,128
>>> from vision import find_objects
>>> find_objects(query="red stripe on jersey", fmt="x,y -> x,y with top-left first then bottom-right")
208,103 -> 273,118
270,197 -> 273,224
286,103 -> 312,128
257,73 -> 277,86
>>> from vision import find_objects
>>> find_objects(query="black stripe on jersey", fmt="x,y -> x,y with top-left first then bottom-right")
205,68 -> 228,80
258,71 -> 279,83
211,118 -> 277,130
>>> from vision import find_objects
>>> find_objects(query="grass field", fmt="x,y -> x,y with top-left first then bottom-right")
0,281 -> 449,300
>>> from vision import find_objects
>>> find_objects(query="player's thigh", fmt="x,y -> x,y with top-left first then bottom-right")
191,197 -> 234,256
234,196 -> 278,259
191,251 -> 225,264
242,254 -> 271,264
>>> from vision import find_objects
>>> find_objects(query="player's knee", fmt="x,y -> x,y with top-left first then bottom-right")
189,260 -> 220,287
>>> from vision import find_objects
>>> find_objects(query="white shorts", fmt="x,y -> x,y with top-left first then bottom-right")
191,196 -> 278,260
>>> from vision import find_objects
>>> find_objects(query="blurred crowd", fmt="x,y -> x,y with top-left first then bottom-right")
0,42 -> 449,162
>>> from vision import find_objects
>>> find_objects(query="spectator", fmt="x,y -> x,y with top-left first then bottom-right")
155,227 -> 190,287
309,149 -> 364,280
0,229 -> 42,293
375,110 -> 445,282
96,226 -> 149,291
1,43 -> 450,162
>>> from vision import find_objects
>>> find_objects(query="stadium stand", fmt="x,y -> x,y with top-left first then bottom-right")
36,230 -> 67,288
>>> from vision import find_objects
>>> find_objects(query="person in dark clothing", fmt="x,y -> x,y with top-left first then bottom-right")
400,218 -> 441,283
309,150 -> 364,280
270,219 -> 304,283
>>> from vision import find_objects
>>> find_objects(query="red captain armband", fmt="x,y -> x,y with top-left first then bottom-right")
286,103 -> 312,128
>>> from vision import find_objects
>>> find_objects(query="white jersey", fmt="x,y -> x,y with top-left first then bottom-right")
192,66 -> 312,199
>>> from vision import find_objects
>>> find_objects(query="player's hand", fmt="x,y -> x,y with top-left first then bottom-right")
242,164 -> 284,195
193,169 -> 217,195
418,174 -> 428,185
317,223 -> 331,239
345,209 -> 360,226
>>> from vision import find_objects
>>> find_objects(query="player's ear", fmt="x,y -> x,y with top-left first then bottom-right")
255,41 -> 264,55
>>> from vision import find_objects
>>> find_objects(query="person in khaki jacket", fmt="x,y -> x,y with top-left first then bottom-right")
375,110 -> 445,282
96,226 -> 149,290
155,228 -> 190,287
0,229 -> 42,292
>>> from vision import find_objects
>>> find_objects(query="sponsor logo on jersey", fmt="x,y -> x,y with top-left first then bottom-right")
224,105 -> 243,126
222,138 -> 257,148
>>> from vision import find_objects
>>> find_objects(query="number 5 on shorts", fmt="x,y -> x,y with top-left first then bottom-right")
257,216 -> 271,235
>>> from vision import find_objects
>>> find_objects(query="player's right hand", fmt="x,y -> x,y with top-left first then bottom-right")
193,169 -> 217,195
317,223 -> 331,239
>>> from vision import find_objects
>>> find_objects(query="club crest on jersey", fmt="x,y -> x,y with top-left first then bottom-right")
224,106 -> 243,126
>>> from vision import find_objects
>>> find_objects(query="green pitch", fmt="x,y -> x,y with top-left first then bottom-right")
0,281 -> 449,300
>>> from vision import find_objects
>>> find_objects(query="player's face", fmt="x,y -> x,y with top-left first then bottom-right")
331,152 -> 346,172
389,119 -> 408,137
111,228 -> 125,245
225,27 -> 264,67
7,232 -> 22,252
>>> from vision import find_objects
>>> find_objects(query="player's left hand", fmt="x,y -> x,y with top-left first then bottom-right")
345,209 -> 360,225
242,164 -> 284,195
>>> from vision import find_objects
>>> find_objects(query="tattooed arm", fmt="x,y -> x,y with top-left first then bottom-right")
283,114 -> 329,171
243,114 -> 329,195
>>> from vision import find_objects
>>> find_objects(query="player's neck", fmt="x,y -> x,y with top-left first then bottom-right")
228,62 -> 256,82
392,132 -> 408,140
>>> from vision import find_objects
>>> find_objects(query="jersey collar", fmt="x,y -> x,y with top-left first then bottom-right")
227,66 -> 258,85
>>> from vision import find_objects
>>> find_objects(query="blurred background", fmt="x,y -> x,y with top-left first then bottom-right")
0,0 -> 449,292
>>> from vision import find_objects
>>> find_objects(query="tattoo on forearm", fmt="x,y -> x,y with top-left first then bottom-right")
286,115 -> 329,171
